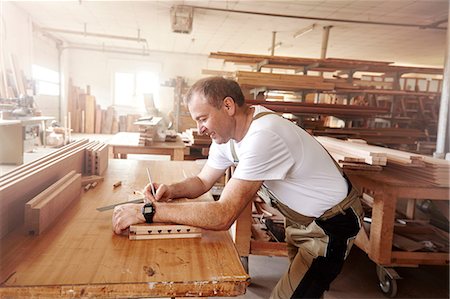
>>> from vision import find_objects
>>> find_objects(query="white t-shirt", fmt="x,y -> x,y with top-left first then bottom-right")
207,105 -> 348,217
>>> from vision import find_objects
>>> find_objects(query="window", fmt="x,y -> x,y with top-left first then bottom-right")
114,71 -> 158,107
32,65 -> 60,96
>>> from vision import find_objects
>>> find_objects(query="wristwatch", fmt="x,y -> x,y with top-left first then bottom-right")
142,202 -> 155,223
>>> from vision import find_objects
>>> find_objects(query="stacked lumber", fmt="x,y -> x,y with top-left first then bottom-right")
134,117 -> 162,146
235,71 -> 335,91
311,127 -> 429,149
138,127 -> 155,146
68,81 -> 97,133
183,128 -> 212,146
316,136 -> 450,187
24,171 -> 81,235
69,80 -> 143,134
210,52 -> 443,75
246,99 -> 388,118
84,141 -> 109,176
0,139 -> 109,239
118,114 -> 141,132
251,198 -> 286,244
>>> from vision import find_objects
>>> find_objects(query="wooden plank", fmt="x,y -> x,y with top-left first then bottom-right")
94,105 -> 102,134
94,144 -> 109,176
84,95 -> 96,134
25,172 -> 82,235
0,139 -> 89,186
102,106 -> 114,134
0,142 -> 89,239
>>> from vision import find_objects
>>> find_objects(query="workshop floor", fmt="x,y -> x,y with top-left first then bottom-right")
222,247 -> 449,299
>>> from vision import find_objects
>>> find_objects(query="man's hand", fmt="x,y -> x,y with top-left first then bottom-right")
143,183 -> 172,202
112,203 -> 146,234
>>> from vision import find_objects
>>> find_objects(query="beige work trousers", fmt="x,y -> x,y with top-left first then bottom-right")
270,199 -> 363,299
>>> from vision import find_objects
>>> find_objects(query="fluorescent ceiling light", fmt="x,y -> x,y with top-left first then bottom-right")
293,24 -> 316,38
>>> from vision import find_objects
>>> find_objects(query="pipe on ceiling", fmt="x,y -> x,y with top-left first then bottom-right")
39,26 -> 147,43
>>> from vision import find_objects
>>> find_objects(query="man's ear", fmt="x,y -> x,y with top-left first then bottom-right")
223,97 -> 235,115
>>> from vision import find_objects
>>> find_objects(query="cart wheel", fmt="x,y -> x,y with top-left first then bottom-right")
376,265 -> 399,298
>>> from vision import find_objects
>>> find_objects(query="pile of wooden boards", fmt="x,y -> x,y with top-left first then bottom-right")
134,117 -> 162,146
24,171 -> 81,235
85,141 -> 109,176
68,80 -> 144,134
235,70 -> 335,91
0,139 -> 109,239
182,128 -> 212,146
210,51 -> 443,75
245,99 -> 389,118
312,127 -> 429,148
316,136 -> 450,187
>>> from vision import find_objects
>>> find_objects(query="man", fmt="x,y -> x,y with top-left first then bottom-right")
112,76 -> 363,299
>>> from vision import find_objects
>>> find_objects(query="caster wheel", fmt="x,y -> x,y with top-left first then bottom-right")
377,265 -> 399,298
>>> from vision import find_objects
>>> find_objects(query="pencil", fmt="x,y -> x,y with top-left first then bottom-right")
146,168 -> 157,198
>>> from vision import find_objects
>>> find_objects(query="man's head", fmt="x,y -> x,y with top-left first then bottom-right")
185,77 -> 246,144
185,76 -> 245,109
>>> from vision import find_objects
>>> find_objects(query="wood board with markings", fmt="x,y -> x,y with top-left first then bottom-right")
129,223 -> 202,240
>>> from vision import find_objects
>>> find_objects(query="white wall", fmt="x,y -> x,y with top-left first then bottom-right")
66,48 -> 215,117
2,2 -> 63,122
3,2 -> 233,124
1,2 -> 33,77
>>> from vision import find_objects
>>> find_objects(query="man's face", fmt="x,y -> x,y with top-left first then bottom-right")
188,94 -> 233,144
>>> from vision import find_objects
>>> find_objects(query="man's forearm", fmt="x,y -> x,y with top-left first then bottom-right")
169,176 -> 211,199
153,201 -> 231,230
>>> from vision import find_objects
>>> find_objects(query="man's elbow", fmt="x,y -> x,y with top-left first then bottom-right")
211,214 -> 236,231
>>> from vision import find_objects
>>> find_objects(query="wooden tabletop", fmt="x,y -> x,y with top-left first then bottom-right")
0,159 -> 249,298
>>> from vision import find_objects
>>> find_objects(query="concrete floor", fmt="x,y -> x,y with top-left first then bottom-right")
223,247 -> 449,299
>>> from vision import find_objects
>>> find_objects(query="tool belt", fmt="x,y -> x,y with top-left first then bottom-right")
271,185 -> 361,227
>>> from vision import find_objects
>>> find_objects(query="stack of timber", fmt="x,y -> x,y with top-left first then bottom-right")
183,128 -> 212,146
235,71 -> 335,91
68,81 -> 99,134
24,171 -> 81,235
118,114 -> 141,132
210,51 -> 443,75
0,139 -> 109,239
210,52 -> 442,132
181,129 -> 212,160
138,127 -> 156,146
311,127 -> 429,152
134,117 -> 162,146
68,80 -> 145,134
246,99 -> 388,118
84,141 -> 109,176
316,136 -> 450,187
250,196 -> 287,256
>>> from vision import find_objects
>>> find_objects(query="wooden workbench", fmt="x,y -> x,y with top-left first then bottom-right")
109,132 -> 186,160
347,170 -> 449,267
0,159 -> 249,298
